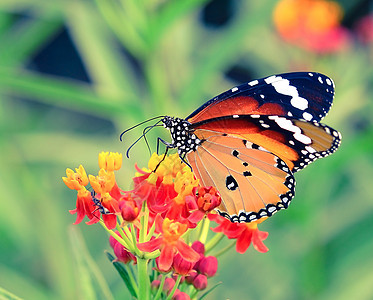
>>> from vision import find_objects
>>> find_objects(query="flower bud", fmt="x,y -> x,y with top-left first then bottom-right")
191,241 -> 205,255
163,277 -> 175,292
185,270 -> 197,284
151,279 -> 160,290
193,274 -> 208,290
173,254 -> 195,275
198,256 -> 218,277
173,289 -> 190,300
119,197 -> 140,222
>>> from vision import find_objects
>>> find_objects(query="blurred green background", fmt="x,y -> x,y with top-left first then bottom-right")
1,0 -> 372,299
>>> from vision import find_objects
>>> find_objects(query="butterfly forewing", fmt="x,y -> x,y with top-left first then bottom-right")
187,131 -> 295,222
186,72 -> 334,124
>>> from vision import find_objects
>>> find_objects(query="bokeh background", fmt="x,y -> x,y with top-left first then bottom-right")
1,0 -> 373,299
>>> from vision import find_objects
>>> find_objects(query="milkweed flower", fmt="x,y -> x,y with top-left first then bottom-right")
137,215 -> 200,272
273,0 -> 350,53
209,214 -> 269,253
63,152 -> 270,299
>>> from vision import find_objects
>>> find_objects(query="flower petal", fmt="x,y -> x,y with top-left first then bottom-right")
158,244 -> 175,272
176,240 -> 200,262
137,238 -> 162,252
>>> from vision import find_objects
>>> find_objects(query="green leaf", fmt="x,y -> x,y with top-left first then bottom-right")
69,227 -> 114,300
106,252 -> 138,298
0,286 -> 23,300
198,281 -> 222,300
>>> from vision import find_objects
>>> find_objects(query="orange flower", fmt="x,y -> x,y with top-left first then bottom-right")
273,0 -> 349,53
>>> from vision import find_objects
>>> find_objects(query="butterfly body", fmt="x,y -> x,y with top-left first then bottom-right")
159,72 -> 341,223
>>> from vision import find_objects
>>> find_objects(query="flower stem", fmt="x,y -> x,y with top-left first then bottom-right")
213,241 -> 236,258
205,233 -> 224,254
140,201 -> 148,242
199,218 -> 210,244
137,257 -> 150,300
165,275 -> 181,300
153,274 -> 166,300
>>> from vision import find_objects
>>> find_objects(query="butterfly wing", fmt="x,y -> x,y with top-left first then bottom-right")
187,133 -> 295,222
186,115 -> 341,222
186,72 -> 334,124
191,114 -> 341,173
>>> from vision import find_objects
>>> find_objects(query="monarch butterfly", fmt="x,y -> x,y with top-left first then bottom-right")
123,72 -> 341,223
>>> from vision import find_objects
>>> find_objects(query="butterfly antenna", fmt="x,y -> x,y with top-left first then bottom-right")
119,116 -> 164,141
126,119 -> 163,158
142,124 -> 163,156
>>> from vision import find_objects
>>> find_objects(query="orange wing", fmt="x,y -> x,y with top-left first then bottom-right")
187,115 -> 341,222
187,132 -> 295,222
192,115 -> 341,173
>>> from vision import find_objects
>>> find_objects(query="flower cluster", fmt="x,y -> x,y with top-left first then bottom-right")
273,0 -> 350,54
63,152 -> 269,299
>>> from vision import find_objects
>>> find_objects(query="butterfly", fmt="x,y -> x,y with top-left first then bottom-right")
125,72 -> 341,223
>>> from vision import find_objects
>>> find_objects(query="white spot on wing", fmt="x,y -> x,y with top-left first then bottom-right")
290,97 -> 308,110
231,87 -> 238,92
268,76 -> 309,110
233,115 -> 239,118
248,80 -> 258,86
302,112 -> 313,121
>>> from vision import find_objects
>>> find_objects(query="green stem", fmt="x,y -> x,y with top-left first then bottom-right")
140,201 -> 148,242
124,225 -> 141,256
137,258 -> 150,300
116,223 -> 136,253
199,218 -> 210,244
165,275 -> 182,300
204,233 -> 224,254
100,220 -> 132,251
212,241 -> 236,258
153,275 -> 166,300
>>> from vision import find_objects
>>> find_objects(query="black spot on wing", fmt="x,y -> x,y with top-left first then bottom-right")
243,171 -> 252,177
226,175 -> 238,191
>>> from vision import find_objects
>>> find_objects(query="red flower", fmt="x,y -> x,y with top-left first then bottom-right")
188,187 -> 221,223
354,14 -> 373,44
137,216 -> 200,272
69,188 -> 100,225
132,166 -> 176,214
209,214 -> 269,253
109,233 -> 136,264
86,192 -> 119,229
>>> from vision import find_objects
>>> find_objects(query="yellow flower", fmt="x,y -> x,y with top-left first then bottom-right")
62,165 -> 89,190
98,151 -> 122,171
89,169 -> 116,194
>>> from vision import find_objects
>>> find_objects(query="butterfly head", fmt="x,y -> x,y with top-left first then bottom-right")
162,116 -> 201,155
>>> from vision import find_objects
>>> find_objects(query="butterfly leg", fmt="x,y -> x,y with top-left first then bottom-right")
180,153 -> 193,171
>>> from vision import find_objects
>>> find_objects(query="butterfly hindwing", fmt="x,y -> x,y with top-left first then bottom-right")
187,131 -> 295,222
186,72 -> 334,124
